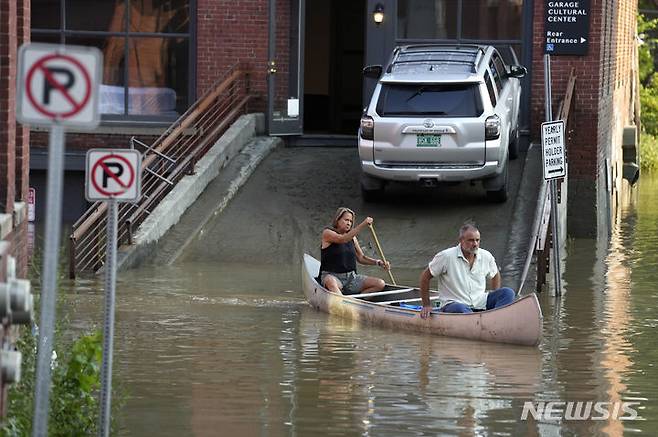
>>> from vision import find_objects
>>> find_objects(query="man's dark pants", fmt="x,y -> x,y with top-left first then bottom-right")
440,288 -> 515,313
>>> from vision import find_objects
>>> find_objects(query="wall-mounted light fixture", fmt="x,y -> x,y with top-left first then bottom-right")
373,3 -> 385,25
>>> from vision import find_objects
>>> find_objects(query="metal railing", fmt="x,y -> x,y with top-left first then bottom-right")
517,68 -> 576,295
69,63 -> 254,278
535,68 -> 576,292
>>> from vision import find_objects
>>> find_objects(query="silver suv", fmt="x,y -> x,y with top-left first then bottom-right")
359,44 -> 526,202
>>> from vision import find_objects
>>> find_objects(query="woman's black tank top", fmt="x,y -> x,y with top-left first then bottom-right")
320,239 -> 357,274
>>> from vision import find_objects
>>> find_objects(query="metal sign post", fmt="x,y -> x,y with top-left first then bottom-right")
31,124 -> 65,437
85,148 -> 141,437
543,54 -> 563,296
98,199 -> 117,437
16,42 -> 102,437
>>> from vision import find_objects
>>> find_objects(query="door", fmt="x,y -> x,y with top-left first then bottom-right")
267,0 -> 305,135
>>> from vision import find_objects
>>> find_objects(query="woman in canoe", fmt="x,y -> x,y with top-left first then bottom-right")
319,207 -> 391,295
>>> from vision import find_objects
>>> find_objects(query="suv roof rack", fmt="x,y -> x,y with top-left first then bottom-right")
400,44 -> 485,52
387,59 -> 477,74
386,44 -> 487,73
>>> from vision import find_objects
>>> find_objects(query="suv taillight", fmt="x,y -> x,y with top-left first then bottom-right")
485,115 -> 501,140
360,116 -> 374,140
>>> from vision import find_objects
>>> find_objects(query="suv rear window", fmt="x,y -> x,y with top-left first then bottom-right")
376,83 -> 484,117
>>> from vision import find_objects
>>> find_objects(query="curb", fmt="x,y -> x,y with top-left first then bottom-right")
501,143 -> 542,294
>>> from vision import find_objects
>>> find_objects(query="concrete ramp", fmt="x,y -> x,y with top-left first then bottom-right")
148,136 -> 281,266
117,114 -> 281,270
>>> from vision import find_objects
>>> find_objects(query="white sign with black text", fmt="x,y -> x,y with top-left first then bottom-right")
541,120 -> 566,180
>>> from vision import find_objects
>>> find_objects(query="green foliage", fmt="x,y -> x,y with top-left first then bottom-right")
641,82 -> 658,136
640,133 -> 658,172
50,331 -> 103,436
0,228 -> 123,435
638,14 -> 658,85
0,330 -> 104,436
639,14 -> 658,138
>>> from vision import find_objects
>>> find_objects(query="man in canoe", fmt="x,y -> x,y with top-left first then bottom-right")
419,223 -> 515,318
319,207 -> 391,295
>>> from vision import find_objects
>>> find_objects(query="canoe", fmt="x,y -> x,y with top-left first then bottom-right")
302,254 -> 543,346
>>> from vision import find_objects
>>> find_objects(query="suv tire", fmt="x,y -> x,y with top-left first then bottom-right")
360,174 -> 385,202
361,184 -> 383,202
485,159 -> 509,203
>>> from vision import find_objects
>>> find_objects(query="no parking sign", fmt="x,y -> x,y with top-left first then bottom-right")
16,43 -> 102,127
21,43 -> 105,436
86,149 -> 142,202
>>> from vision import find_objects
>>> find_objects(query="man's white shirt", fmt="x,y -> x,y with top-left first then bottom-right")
428,245 -> 499,310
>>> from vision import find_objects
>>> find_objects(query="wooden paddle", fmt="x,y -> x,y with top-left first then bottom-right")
368,223 -> 397,285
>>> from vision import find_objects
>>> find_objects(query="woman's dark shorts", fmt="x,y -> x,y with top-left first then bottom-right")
320,271 -> 367,295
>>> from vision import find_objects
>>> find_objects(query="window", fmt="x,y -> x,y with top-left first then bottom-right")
397,0 -> 458,39
376,83 -> 484,117
484,72 -> 497,107
489,61 -> 503,93
31,0 -> 192,121
492,53 -> 508,84
397,0 -> 522,41
461,0 -> 523,40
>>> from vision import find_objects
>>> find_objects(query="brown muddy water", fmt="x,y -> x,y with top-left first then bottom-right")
56,173 -> 658,436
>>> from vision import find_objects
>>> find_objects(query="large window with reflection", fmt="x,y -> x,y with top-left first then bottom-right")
397,0 -> 523,42
32,0 -> 192,121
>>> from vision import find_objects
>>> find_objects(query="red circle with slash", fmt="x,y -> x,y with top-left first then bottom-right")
25,53 -> 92,119
91,154 -> 136,197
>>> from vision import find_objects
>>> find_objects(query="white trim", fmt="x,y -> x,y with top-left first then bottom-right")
373,296 -> 442,305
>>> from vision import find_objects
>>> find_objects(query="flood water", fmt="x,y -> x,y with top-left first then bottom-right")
57,173 -> 658,436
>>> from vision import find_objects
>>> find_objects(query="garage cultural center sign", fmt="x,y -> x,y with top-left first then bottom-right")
544,1 -> 591,56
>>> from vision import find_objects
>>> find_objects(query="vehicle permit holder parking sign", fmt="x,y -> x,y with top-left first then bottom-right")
541,120 -> 566,180
86,149 -> 142,202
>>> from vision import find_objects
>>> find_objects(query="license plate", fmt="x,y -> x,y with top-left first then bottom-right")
416,134 -> 441,147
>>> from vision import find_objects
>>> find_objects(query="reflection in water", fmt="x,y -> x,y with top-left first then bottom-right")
600,191 -> 636,437
57,175 -> 658,436
292,310 -> 541,436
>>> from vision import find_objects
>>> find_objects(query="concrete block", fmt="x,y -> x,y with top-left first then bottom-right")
622,125 -> 637,146
0,214 -> 11,240
12,203 -> 26,227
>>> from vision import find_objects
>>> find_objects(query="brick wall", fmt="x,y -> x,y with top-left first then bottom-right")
196,0 -> 272,111
1,0 -> 30,232
15,0 -> 30,203
531,0 -> 637,237
1,0 -> 18,216
0,0 -> 31,280
604,0 -> 638,231
0,0 -> 30,417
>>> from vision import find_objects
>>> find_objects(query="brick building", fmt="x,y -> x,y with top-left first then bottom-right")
530,0 -> 641,238
1,0 -> 641,264
1,0 -> 30,277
